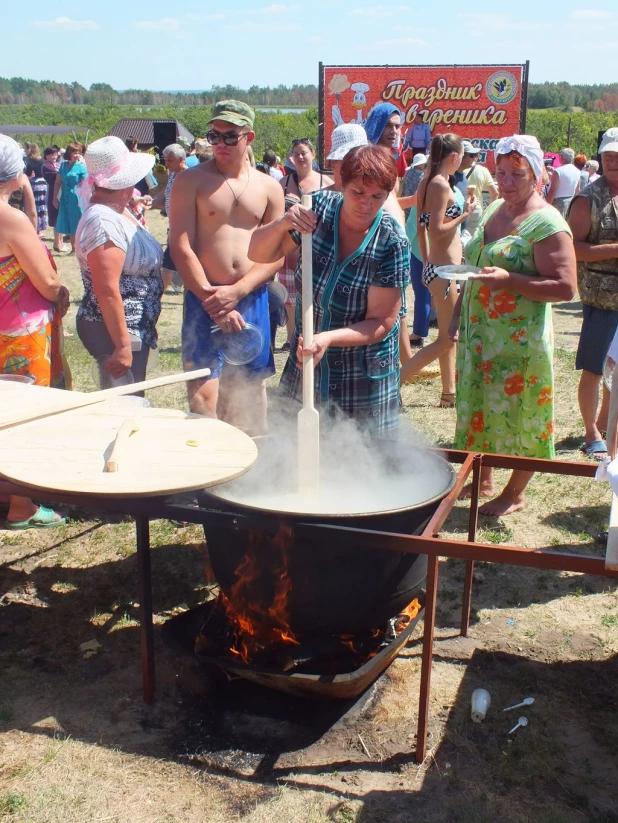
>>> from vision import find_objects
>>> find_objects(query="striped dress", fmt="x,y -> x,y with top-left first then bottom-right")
279,190 -> 410,437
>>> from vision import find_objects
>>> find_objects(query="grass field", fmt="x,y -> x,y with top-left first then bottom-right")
0,209 -> 617,823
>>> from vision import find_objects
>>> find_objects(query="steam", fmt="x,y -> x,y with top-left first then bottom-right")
211,408 -> 452,516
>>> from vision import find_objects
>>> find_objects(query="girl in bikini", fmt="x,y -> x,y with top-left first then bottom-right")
400,133 -> 474,407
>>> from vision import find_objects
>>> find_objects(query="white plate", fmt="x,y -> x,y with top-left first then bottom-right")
436,265 -> 482,281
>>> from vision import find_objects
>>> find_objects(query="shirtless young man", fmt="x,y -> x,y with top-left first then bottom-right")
169,100 -> 284,434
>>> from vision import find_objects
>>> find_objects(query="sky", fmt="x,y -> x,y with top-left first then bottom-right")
2,1 -> 617,90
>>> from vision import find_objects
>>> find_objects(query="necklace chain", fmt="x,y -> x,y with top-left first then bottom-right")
214,162 -> 251,208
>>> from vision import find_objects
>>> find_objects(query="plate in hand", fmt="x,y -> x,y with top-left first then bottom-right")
436,265 -> 482,281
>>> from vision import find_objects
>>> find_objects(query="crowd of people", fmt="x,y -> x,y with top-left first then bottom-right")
1,101 -> 617,528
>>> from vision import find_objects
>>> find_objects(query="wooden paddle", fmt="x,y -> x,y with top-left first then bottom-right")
297,194 -> 320,493
0,367 -> 211,431
105,419 -> 140,473
605,362 -> 618,571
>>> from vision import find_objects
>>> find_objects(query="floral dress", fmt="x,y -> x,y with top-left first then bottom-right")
455,200 -> 571,458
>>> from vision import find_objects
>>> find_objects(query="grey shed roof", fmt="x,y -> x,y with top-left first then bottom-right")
107,118 -> 195,145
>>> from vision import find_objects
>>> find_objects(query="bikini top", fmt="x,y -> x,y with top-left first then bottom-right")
418,201 -> 462,227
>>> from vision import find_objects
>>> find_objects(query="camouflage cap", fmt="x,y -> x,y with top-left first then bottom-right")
209,100 -> 255,130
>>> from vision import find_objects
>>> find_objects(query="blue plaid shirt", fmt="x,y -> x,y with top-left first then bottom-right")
279,190 -> 410,436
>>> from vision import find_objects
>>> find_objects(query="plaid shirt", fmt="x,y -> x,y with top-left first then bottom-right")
279,190 -> 410,436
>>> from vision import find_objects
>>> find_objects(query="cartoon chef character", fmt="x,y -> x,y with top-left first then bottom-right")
350,82 -> 371,124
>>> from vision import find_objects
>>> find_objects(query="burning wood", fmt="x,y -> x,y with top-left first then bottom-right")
218,524 -> 299,663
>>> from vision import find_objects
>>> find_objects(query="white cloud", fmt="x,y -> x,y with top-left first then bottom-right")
134,17 -> 181,30
351,5 -> 408,18
569,9 -> 613,20
29,16 -> 99,30
226,21 -> 301,31
306,35 -> 323,42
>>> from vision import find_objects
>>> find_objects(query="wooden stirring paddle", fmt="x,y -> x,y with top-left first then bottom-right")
105,419 -> 140,473
297,194 -> 320,493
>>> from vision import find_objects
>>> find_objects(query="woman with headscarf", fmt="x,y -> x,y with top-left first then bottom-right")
451,135 -> 576,516
364,102 -> 408,181
0,135 -> 70,528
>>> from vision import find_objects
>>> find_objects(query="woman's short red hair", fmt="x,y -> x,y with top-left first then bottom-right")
496,150 -> 535,180
341,145 -> 397,193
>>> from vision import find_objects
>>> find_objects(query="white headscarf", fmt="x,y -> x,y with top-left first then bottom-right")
495,135 -> 544,182
0,135 -> 25,183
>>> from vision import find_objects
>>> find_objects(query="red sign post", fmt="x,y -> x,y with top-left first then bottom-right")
319,63 -> 529,171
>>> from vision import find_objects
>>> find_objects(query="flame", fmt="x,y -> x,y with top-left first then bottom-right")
220,524 -> 299,663
395,597 -> 422,633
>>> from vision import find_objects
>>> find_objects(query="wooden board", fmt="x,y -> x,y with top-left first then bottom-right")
0,369 -> 211,431
0,403 -> 257,497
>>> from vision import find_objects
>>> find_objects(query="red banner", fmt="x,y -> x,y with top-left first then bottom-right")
321,65 -> 527,171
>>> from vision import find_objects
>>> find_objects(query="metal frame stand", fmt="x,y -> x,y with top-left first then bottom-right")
9,450 -> 616,763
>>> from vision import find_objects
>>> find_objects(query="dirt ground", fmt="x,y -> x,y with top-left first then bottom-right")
1,210 -> 617,823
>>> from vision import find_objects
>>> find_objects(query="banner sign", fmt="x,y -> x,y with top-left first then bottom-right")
320,64 -> 528,171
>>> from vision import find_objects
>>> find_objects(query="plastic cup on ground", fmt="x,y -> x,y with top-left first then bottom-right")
471,688 -> 491,723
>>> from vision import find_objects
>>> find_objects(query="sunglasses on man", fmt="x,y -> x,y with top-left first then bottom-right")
206,130 -> 250,146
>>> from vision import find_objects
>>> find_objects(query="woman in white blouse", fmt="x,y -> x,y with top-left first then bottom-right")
75,137 -> 163,387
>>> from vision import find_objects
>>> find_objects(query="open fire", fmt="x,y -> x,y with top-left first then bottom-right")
200,524 -> 422,675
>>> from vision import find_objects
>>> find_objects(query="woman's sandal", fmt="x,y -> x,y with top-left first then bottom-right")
4,505 -> 66,530
439,392 -> 456,409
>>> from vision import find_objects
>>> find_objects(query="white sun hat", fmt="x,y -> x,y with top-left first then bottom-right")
327,124 -> 368,161
600,127 -> 618,154
411,153 -> 428,168
84,136 -> 155,189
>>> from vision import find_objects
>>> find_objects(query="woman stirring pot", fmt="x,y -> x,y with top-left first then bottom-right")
250,145 -> 409,437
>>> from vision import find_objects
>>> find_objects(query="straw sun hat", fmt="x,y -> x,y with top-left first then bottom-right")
84,136 -> 154,189
327,124 -> 368,161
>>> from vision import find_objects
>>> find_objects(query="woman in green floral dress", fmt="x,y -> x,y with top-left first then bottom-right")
451,135 -> 577,516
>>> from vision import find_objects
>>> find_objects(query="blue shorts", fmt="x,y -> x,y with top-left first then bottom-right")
182,285 -> 275,380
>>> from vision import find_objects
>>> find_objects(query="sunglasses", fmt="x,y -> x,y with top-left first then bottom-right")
206,130 -> 250,146
292,138 -> 312,147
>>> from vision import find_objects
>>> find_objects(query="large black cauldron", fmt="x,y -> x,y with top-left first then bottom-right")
198,440 -> 455,635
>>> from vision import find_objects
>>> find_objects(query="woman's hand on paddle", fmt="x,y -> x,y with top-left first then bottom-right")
283,203 -> 317,234
296,333 -> 329,368
105,346 -> 132,377
56,286 -> 70,318
469,266 -> 511,290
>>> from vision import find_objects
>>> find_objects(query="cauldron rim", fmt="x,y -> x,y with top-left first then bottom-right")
200,444 -> 456,521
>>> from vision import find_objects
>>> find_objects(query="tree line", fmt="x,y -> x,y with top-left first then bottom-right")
1,77 -> 618,111
0,104 -> 614,160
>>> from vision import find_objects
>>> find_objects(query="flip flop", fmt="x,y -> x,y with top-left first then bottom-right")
4,505 -> 66,530
580,439 -> 608,460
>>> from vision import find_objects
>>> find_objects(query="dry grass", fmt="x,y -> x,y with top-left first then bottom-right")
1,211 -> 617,822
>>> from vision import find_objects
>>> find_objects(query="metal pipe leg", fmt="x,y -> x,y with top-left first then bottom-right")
416,553 -> 439,763
461,454 -> 482,637
135,515 -> 155,704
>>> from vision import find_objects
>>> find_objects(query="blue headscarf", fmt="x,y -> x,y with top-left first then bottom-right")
364,102 -> 403,145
